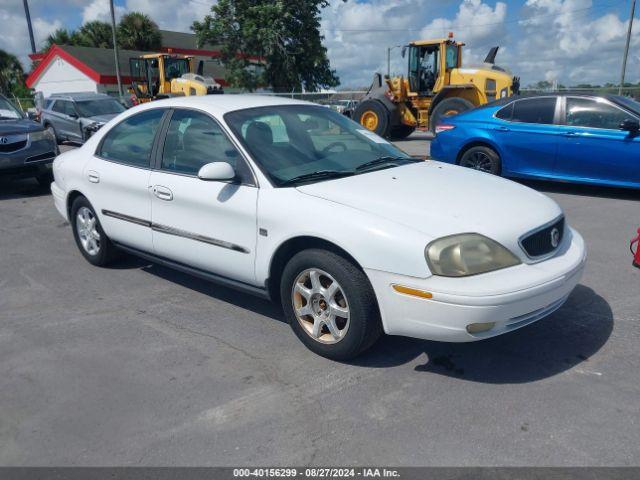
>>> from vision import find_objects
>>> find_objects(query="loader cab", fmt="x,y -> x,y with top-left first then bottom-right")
403,39 -> 462,95
129,54 -> 193,100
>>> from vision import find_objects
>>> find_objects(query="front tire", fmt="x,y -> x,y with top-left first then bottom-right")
70,196 -> 117,266
280,249 -> 382,360
459,145 -> 501,175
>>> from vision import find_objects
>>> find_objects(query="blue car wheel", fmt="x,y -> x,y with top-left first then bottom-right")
459,146 -> 501,175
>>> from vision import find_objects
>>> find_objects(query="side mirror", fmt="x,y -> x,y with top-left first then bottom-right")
197,162 -> 236,181
619,118 -> 640,133
68,112 -> 78,119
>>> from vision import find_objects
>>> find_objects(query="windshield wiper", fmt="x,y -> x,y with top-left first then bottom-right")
279,170 -> 355,187
355,156 -> 421,172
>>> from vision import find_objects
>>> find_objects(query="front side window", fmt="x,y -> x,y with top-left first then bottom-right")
51,101 -> 65,114
445,44 -> 458,69
566,97 -> 635,130
164,57 -> 190,80
225,105 -> 414,187
161,109 -> 251,182
98,109 -> 165,167
75,99 -> 125,117
511,97 -> 557,124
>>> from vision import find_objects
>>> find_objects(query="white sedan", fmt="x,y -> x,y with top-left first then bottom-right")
51,95 -> 586,360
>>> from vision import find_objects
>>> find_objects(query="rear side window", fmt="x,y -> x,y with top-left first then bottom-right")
511,98 -> 557,124
495,102 -> 513,120
98,109 -> 165,167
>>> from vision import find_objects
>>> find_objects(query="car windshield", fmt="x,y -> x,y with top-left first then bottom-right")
614,95 -> 640,114
0,97 -> 23,119
225,105 -> 415,186
75,99 -> 125,117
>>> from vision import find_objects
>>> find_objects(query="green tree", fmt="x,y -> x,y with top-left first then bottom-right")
75,21 -> 114,49
42,28 -> 74,51
193,0 -> 340,92
0,49 -> 26,96
117,12 -> 162,51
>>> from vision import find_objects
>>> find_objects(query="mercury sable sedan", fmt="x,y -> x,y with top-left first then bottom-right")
51,95 -> 586,360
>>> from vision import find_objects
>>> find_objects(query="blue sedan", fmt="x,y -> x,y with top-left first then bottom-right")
430,93 -> 640,189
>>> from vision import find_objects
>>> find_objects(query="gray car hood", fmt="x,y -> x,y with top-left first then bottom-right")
0,118 -> 43,135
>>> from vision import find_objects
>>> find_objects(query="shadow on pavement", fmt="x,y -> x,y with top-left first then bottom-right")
0,177 -> 51,200
140,262 -> 285,323
351,284 -> 613,384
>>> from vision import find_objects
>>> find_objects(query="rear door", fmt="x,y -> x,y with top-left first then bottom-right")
87,108 -> 168,252
491,96 -> 560,177
554,96 -> 640,186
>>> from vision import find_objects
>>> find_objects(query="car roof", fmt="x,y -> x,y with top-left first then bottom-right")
132,94 -> 311,116
485,91 -> 639,113
48,92 -> 114,101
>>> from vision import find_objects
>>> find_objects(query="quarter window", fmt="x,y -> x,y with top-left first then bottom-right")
161,109 -> 251,182
495,102 -> 513,120
566,97 -> 634,130
511,97 -> 557,124
98,109 -> 165,167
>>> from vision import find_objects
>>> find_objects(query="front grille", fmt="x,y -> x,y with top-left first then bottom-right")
0,140 -> 27,153
521,217 -> 565,258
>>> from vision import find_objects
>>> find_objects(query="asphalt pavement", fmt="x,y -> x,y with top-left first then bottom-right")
0,136 -> 639,466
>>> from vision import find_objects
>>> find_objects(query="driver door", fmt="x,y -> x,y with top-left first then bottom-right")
149,108 -> 259,285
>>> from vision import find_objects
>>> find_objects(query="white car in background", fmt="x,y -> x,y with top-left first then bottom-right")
51,95 -> 586,360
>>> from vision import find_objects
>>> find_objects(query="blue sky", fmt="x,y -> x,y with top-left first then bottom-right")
2,0 -> 639,88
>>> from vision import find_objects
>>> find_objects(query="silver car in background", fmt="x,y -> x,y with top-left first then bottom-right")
40,92 -> 126,144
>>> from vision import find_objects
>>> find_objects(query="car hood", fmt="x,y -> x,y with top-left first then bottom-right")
85,113 -> 119,124
0,118 -> 43,135
296,161 -> 562,241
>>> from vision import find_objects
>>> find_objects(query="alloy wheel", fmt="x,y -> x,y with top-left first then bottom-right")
76,206 -> 101,256
291,268 -> 350,344
462,151 -> 494,172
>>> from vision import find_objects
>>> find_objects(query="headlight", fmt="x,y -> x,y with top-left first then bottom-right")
425,233 -> 520,277
30,129 -> 54,142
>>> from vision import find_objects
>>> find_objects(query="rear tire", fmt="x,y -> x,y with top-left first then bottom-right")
280,249 -> 382,360
390,124 -> 416,140
70,196 -> 118,267
430,97 -> 474,133
354,100 -> 390,138
459,145 -> 501,175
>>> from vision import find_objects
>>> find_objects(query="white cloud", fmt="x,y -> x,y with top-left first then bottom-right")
0,7 -> 62,69
82,0 -> 126,24
124,0 -> 213,32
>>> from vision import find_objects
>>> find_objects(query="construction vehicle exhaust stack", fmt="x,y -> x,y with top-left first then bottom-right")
354,33 -> 519,138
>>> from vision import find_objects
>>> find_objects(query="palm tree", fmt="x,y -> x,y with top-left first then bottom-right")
117,12 -> 162,51
42,28 -> 74,51
75,21 -> 114,49
0,49 -> 25,96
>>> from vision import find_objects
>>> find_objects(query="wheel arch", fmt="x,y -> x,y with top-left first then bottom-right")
266,235 -> 365,303
66,189 -> 88,219
456,138 -> 503,165
429,85 -> 480,114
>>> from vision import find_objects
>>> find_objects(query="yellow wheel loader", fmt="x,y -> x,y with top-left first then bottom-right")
354,34 -> 519,138
128,53 -> 223,104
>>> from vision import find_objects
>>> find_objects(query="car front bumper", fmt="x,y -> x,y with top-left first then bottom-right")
0,138 -> 57,176
51,181 -> 68,221
366,227 -> 586,342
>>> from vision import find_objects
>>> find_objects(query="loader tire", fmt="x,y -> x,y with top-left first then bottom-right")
354,100 -> 390,138
430,97 -> 474,133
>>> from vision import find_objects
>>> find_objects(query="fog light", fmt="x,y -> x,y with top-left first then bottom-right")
466,322 -> 496,334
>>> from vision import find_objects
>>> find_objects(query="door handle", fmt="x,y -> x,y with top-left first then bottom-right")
562,131 -> 578,137
88,171 -> 100,183
152,185 -> 173,201
493,126 -> 510,132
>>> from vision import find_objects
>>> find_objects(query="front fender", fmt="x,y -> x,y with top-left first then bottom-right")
255,189 -> 433,284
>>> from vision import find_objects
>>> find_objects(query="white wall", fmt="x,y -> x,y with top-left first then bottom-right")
32,56 -> 98,97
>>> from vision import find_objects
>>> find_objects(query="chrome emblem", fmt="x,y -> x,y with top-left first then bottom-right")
0,137 -> 7,144
550,228 -> 560,248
